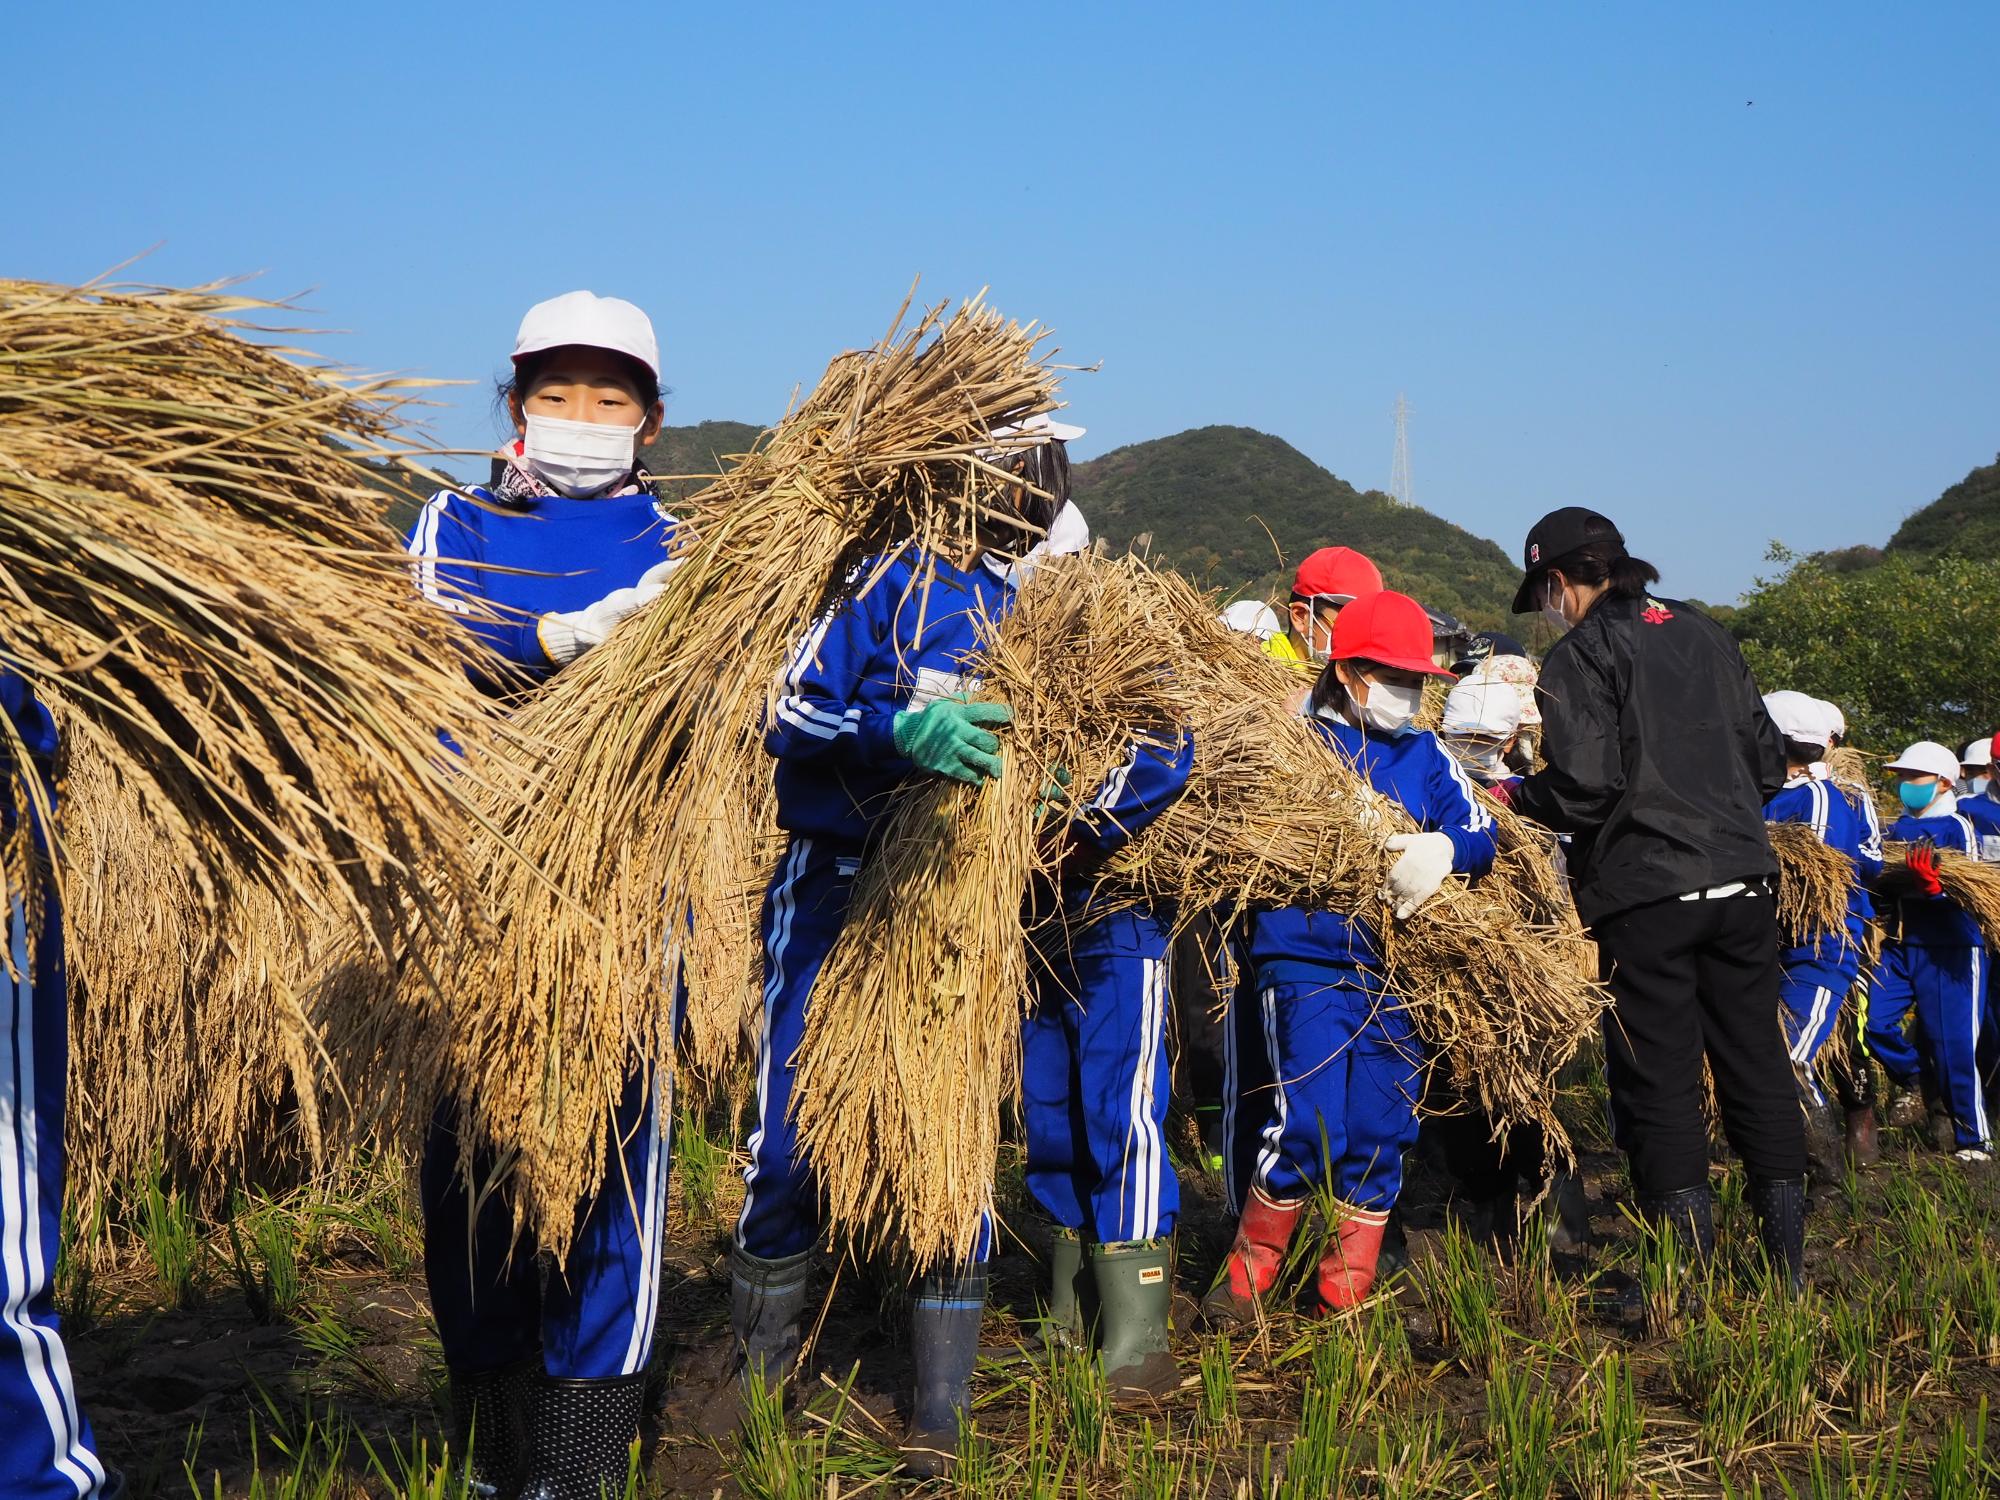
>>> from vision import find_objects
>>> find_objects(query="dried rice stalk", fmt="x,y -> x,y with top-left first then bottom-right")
0,277 -> 509,953
795,554 -> 1609,1266
1883,843 -> 2000,954
404,294 -> 1065,1252
1768,821 -> 1856,947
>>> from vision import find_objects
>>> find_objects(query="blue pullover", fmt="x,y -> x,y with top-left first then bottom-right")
1956,786 -> 2000,863
1887,803 -> 1983,949
405,482 -> 680,684
1766,773 -> 1872,969
1248,712 -> 1497,986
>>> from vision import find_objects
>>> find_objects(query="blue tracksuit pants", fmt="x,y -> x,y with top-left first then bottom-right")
1230,965 -> 1422,1216
1778,959 -> 1854,1107
738,836 -> 991,1264
1023,907 -> 1178,1243
1867,940 -> 1991,1150
1,897 -> 112,1500
421,1058 -> 672,1379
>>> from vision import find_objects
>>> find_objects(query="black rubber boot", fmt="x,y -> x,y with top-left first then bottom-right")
1750,1175 -> 1807,1295
1546,1172 -> 1591,1253
1635,1184 -> 1716,1263
447,1358 -> 535,1498
730,1245 -> 815,1391
1803,1098 -> 1846,1187
516,1373 -> 646,1500
1375,1208 -> 1410,1280
1087,1238 -> 1178,1402
901,1266 -> 987,1481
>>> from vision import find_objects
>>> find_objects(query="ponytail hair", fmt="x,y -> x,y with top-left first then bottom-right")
1546,513 -> 1659,601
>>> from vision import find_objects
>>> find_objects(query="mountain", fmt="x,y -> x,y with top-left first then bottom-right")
1883,454 -> 2000,560
642,420 -> 764,502
1073,426 -> 1522,628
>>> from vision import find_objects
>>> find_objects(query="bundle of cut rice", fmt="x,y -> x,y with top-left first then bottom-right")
400,294 -> 1065,1251
1768,820 -> 1858,947
0,277 -> 514,1191
792,553 -> 1608,1266
1882,843 -> 2000,954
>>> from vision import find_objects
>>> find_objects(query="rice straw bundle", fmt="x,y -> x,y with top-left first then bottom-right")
1768,820 -> 1857,947
1883,843 -> 2000,954
405,294 -> 1065,1251
793,553 -> 1608,1266
0,277 -> 509,950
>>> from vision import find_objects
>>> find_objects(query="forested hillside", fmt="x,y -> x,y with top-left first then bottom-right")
1073,426 -> 1521,627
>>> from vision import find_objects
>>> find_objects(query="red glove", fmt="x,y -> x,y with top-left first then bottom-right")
1906,840 -> 1944,897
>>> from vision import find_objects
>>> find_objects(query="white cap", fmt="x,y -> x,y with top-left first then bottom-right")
1816,698 -> 1849,739
514,291 -> 659,378
1885,741 -> 1962,781
1441,678 -> 1523,740
990,413 -> 1086,444
1763,690 -> 1832,750
1041,500 -> 1091,557
1964,737 -> 1993,770
1220,600 -> 1283,640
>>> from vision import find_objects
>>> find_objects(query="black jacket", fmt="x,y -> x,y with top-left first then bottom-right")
1512,593 -> 1787,925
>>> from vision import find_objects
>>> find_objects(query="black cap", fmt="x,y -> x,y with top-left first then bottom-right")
1451,630 -> 1528,676
1511,507 -> 1623,614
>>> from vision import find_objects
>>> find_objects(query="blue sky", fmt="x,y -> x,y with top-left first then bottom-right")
9,2 -> 1996,603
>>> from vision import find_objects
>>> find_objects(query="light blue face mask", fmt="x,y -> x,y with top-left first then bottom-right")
1899,779 -> 1937,814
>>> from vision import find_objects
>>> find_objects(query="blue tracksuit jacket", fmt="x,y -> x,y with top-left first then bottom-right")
1232,711 -> 1497,1215
405,482 -> 681,687
1958,787 -> 2000,863
1869,801 -> 1990,1148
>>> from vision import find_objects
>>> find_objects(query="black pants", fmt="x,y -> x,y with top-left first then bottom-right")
1595,891 -> 1806,1195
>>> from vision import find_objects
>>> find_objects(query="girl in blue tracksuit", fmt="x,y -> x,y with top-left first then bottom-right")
1205,591 -> 1494,1322
404,291 -> 681,1499
1867,743 -> 1993,1159
740,421 -> 1095,1475
0,673 -> 118,1500
1761,698 -> 1879,1110
1022,732 -> 1193,1400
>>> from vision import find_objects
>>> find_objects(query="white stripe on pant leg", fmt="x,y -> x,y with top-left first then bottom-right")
2,903 -> 103,1497
737,840 -> 808,1243
1142,958 -> 1166,1238
1972,951 -> 1989,1144
1790,987 -> 1832,1064
1221,973 -> 1240,1210
1252,987 -> 1288,1193
620,1071 -> 668,1374
1123,958 -> 1165,1242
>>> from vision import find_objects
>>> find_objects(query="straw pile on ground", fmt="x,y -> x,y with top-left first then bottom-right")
793,553 -> 1609,1267
1768,820 -> 1858,946
402,295 -> 1064,1252
0,277 -> 511,1189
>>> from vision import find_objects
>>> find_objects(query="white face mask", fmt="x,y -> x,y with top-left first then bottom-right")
1349,677 -> 1424,736
1450,740 -> 1508,781
1539,576 -> 1570,634
522,413 -> 640,497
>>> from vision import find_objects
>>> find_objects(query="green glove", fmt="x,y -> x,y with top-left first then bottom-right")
1037,767 -> 1073,820
892,698 -> 1013,782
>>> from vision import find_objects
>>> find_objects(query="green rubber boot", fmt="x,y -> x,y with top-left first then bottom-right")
1043,1228 -> 1088,1351
1086,1237 -> 1179,1402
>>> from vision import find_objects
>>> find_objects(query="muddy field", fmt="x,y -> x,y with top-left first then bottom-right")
67,1091 -> 2000,1498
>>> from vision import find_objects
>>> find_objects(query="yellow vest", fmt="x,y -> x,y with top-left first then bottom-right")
1262,630 -> 1320,675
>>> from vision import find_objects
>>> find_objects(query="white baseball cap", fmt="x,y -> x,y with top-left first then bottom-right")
1885,741 -> 1962,781
1763,690 -> 1832,750
990,413 -> 1086,444
1815,697 -> 1848,739
1220,600 -> 1283,640
514,291 -> 659,379
1442,678 -> 1523,740
1964,737 -> 1993,770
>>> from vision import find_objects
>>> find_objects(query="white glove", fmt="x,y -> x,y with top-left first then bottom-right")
1381,831 -> 1456,920
538,557 -> 683,665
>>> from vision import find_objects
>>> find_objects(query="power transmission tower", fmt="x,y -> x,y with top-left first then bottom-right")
1389,393 -> 1413,507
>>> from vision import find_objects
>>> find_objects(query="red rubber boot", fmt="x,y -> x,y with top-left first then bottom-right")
1317,1206 -> 1389,1312
1199,1189 -> 1304,1327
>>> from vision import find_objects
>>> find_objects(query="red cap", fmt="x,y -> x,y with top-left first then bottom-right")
1330,590 -> 1455,677
1291,546 -> 1383,605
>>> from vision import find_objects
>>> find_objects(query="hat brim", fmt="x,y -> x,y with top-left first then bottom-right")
1356,651 -> 1456,679
1509,570 -> 1543,616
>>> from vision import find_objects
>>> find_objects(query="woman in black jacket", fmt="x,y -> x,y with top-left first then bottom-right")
1510,507 -> 1807,1291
